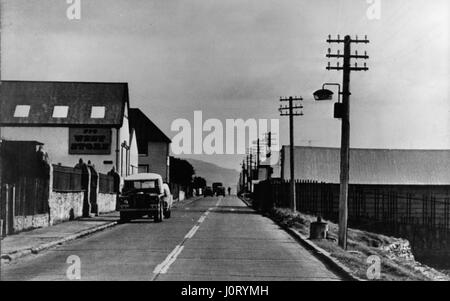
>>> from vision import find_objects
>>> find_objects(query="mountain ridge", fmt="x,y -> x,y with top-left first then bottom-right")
186,158 -> 240,194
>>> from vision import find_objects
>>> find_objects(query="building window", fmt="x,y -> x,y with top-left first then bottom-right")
138,146 -> 148,156
52,106 -> 69,118
91,106 -> 106,118
13,105 -> 30,117
138,165 -> 149,173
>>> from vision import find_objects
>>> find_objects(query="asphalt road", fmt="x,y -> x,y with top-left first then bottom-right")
1,196 -> 341,281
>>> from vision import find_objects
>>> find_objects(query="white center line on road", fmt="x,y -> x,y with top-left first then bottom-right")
184,225 -> 200,239
152,198 -> 222,279
197,215 -> 206,224
159,245 -> 184,274
152,245 -> 183,275
215,196 -> 223,207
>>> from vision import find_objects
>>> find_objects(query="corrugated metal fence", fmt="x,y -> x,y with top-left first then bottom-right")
255,180 -> 450,231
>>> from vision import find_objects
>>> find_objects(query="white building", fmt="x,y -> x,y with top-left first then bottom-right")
129,108 -> 171,182
0,80 -> 138,177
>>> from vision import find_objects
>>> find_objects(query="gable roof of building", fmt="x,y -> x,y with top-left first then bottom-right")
0,80 -> 129,127
282,146 -> 450,185
129,108 -> 171,153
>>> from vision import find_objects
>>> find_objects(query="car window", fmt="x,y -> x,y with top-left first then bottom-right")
140,181 -> 156,189
124,180 -> 159,192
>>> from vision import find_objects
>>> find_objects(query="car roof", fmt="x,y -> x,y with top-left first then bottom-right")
124,173 -> 163,181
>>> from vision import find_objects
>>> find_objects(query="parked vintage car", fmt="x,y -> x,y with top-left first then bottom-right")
117,173 -> 172,222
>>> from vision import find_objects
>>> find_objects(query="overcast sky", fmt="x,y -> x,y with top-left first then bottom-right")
1,0 -> 449,170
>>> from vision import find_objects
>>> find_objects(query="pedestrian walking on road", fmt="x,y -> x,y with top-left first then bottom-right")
227,187 -> 231,195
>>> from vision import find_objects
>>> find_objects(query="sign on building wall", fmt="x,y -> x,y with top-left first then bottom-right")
69,128 -> 112,154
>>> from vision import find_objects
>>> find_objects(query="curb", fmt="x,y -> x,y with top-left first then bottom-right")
239,197 -> 252,207
275,221 -> 364,281
1,221 -> 118,262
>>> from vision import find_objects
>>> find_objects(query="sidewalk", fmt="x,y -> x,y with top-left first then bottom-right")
1,212 -> 119,262
1,196 -> 204,263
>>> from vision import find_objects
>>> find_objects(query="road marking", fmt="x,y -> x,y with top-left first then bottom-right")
184,225 -> 200,239
159,245 -> 184,274
153,200 -> 219,277
153,245 -> 183,274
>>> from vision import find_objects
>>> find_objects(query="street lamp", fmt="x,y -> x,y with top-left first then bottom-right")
315,35 -> 369,250
313,83 -> 341,102
313,83 -> 344,119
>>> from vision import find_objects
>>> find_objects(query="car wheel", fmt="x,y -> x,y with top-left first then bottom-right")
164,209 -> 171,219
155,205 -> 163,223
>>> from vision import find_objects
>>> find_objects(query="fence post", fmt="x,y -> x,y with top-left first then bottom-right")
12,185 -> 15,233
89,165 -> 99,216
47,164 -> 53,224
5,184 -> 9,235
81,165 -> 91,218
0,185 -> 2,237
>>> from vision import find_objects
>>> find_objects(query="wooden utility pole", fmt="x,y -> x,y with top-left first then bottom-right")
264,131 -> 276,159
246,154 -> 250,192
279,96 -> 303,212
241,159 -> 246,193
326,34 -> 369,249
256,138 -> 260,169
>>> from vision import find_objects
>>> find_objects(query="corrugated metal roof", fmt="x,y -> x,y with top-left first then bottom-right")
282,146 -> 450,185
0,80 -> 129,127
129,108 -> 171,153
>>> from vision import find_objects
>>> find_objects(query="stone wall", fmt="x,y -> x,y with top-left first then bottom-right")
48,191 -> 84,225
11,192 -> 113,233
97,193 -> 117,213
14,214 -> 49,232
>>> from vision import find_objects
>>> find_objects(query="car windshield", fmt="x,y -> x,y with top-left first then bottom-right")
123,180 -> 159,193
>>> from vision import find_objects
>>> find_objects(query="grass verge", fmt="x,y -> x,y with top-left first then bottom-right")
269,207 -> 450,281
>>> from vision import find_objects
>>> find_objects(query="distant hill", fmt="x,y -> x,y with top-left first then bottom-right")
186,158 -> 240,193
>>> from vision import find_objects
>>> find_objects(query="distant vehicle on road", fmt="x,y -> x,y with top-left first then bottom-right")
117,173 -> 172,222
216,186 -> 226,196
204,186 -> 214,197
212,182 -> 226,196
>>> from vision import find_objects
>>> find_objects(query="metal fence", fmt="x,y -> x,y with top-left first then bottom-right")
53,165 -> 82,192
255,180 -> 450,231
99,173 -> 115,194
14,177 -> 50,216
1,184 -> 14,236
1,177 -> 50,235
